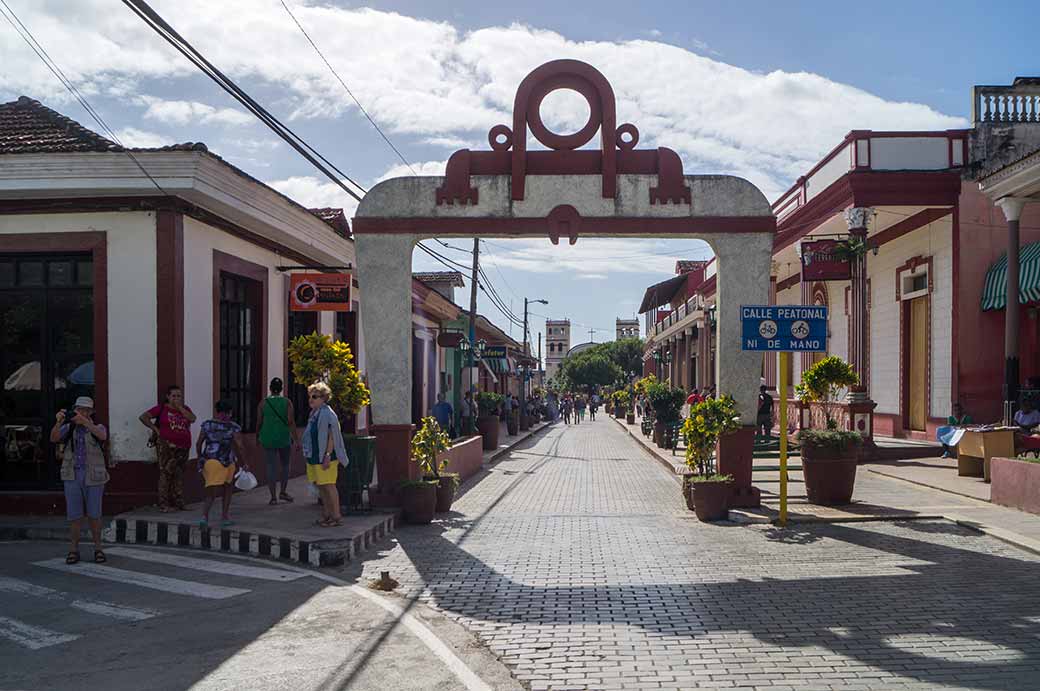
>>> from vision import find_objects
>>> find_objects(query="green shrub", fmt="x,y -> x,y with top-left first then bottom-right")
682,395 -> 741,477
476,391 -> 504,417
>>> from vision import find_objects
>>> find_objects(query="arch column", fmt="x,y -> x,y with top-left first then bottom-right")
713,231 -> 773,508
355,232 -> 417,504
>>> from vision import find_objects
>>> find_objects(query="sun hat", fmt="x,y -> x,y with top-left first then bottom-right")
73,396 -> 95,410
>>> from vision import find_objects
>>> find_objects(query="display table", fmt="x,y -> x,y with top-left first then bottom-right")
957,428 -> 1015,482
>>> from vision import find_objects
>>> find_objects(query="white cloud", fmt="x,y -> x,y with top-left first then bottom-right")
114,127 -> 169,148
137,96 -> 253,126
0,1 -> 966,206
266,176 -> 361,218
375,160 -> 448,183
480,238 -> 712,277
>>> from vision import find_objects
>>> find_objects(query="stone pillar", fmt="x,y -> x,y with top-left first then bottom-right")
844,207 -> 876,447
713,232 -> 772,509
1000,198 -> 1026,419
354,232 -> 417,506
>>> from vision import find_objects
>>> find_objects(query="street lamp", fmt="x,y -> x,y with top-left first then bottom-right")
522,298 -> 548,410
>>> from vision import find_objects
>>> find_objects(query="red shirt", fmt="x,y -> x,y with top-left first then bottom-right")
686,393 -> 702,405
147,404 -> 194,449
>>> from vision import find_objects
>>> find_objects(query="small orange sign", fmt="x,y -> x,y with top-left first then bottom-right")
290,273 -> 351,312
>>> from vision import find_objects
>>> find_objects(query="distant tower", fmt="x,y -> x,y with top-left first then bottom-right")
545,319 -> 571,382
615,317 -> 640,341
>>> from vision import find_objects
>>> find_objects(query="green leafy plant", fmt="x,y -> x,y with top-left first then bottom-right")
797,428 -> 863,453
611,390 -> 631,409
833,236 -> 869,261
476,391 -> 504,417
633,374 -> 657,397
798,355 -> 858,429
410,416 -> 451,478
288,332 -> 370,418
646,382 -> 686,425
681,395 -> 741,477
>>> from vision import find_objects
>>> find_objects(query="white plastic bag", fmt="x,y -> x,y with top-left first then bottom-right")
234,470 -> 258,491
306,481 -> 320,498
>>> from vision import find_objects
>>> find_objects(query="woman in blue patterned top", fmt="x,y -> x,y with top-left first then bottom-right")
195,399 -> 246,529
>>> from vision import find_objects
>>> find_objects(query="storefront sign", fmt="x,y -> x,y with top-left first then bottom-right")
482,345 -> 508,359
740,305 -> 828,352
800,239 -> 850,281
290,273 -> 351,311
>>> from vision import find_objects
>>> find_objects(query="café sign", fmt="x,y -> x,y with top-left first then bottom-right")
800,239 -> 851,281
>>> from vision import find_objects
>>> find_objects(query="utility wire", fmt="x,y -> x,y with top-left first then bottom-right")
122,0 -> 366,202
0,0 -> 166,194
276,0 -> 416,176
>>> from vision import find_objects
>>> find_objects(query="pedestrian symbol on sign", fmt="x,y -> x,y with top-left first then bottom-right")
758,320 -> 778,339
791,320 -> 810,339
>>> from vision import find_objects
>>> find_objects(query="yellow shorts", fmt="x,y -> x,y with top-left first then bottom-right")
203,459 -> 236,487
306,462 -> 338,486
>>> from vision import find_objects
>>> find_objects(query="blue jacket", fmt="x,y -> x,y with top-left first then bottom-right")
302,404 -> 349,466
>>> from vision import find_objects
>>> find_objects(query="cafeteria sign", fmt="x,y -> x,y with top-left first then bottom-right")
800,239 -> 851,281
290,273 -> 351,312
740,305 -> 827,352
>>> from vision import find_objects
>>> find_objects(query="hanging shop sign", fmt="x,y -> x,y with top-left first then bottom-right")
800,239 -> 851,281
290,273 -> 351,311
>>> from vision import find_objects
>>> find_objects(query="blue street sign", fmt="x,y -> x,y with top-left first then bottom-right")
740,305 -> 828,352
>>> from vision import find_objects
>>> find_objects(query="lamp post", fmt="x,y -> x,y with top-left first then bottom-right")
522,298 -> 548,412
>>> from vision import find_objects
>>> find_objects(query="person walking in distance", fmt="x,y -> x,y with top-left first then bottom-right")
139,385 -> 195,512
257,377 -> 299,506
574,395 -> 586,424
51,397 -> 110,564
302,382 -> 349,527
561,395 -> 572,425
460,391 -> 474,436
196,400 -> 246,528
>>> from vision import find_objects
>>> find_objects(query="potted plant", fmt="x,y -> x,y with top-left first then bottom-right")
411,416 -> 459,513
646,382 -> 685,447
797,356 -> 862,505
475,392 -> 503,451
681,395 -> 740,520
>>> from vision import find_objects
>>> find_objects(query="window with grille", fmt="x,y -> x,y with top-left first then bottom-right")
219,273 -> 262,432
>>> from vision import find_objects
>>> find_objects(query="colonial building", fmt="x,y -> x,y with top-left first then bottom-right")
0,97 -> 360,512
615,317 -> 639,340
544,318 -> 570,381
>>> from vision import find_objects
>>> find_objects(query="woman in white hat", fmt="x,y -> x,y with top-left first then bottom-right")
49,396 -> 110,564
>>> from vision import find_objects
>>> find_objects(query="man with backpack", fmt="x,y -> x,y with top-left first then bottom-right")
50,396 -> 111,565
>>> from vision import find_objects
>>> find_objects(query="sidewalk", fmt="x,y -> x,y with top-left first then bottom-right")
613,414 -> 1040,556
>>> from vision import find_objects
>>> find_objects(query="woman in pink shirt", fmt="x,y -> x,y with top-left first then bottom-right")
139,385 -> 196,512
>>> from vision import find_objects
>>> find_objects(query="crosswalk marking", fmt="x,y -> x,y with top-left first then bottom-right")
0,616 -> 79,650
0,576 -> 158,622
104,547 -> 306,582
33,559 -> 251,600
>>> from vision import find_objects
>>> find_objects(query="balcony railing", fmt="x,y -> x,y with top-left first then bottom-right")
973,79 -> 1040,125
652,295 -> 710,336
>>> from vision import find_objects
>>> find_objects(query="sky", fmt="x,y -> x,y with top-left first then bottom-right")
1,0 -> 1037,350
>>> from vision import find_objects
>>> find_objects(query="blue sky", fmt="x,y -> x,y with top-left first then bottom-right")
1,0 -> 1036,350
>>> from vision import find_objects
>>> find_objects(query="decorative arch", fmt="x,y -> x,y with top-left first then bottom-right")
353,59 -> 777,506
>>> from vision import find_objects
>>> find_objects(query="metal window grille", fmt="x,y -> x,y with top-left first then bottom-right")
220,273 -> 261,432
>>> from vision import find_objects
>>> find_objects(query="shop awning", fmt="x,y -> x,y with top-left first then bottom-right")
485,357 -> 512,374
638,274 -> 688,314
981,241 -> 1040,311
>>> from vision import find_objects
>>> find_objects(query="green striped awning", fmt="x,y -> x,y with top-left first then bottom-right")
981,242 -> 1040,311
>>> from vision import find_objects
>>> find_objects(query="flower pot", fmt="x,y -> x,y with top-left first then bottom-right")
476,415 -> 500,451
507,415 -> 519,436
520,414 -> 531,431
400,482 -> 437,524
691,480 -> 732,521
626,413 -> 635,425
433,475 -> 458,513
801,445 -> 859,506
653,421 -> 666,447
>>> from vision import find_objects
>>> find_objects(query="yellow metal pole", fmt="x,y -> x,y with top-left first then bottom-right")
778,351 -> 789,527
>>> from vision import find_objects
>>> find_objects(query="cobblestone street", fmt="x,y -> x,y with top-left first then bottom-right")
355,417 -> 1040,691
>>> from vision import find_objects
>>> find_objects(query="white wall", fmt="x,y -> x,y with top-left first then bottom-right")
0,211 -> 157,461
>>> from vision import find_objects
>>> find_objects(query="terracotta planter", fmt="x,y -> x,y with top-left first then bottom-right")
626,413 -> 635,425
507,416 -> 519,436
433,475 -> 458,513
801,444 -> 860,506
476,415 -> 500,450
520,414 -> 531,431
991,457 -> 1040,515
690,480 -> 731,521
653,421 -> 666,447
400,482 -> 437,524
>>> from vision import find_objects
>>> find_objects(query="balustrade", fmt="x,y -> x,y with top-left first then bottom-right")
973,80 -> 1040,124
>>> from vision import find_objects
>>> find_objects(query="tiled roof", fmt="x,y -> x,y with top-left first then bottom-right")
1,96 -> 351,237
308,207 -> 351,238
413,270 -> 465,287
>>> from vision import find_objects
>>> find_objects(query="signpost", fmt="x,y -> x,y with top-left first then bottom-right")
741,305 -> 829,526
289,273 -> 351,311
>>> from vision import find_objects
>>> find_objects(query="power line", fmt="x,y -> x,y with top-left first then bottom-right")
276,0 -> 416,176
121,0 -> 366,202
0,0 -> 165,194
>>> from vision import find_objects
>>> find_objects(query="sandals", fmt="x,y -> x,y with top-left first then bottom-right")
94,550 -> 106,564
313,518 -> 343,528
279,492 -> 294,503
65,551 -> 80,565
269,498 -> 278,506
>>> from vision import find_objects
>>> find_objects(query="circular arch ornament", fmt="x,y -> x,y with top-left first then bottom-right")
525,75 -> 603,151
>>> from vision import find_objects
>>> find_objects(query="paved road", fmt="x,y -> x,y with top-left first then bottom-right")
0,541 -> 516,691
353,416 -> 1040,691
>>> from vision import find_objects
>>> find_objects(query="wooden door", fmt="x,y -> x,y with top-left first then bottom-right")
909,297 -> 928,431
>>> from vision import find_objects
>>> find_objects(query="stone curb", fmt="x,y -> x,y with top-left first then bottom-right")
487,421 -> 555,464
610,415 -> 685,481
865,466 -> 990,503
102,512 -> 398,567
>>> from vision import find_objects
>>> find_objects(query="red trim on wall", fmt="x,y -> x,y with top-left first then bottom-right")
353,215 -> 776,236
871,208 -> 951,249
0,232 -> 109,429
156,211 -> 185,401
776,273 -> 800,292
